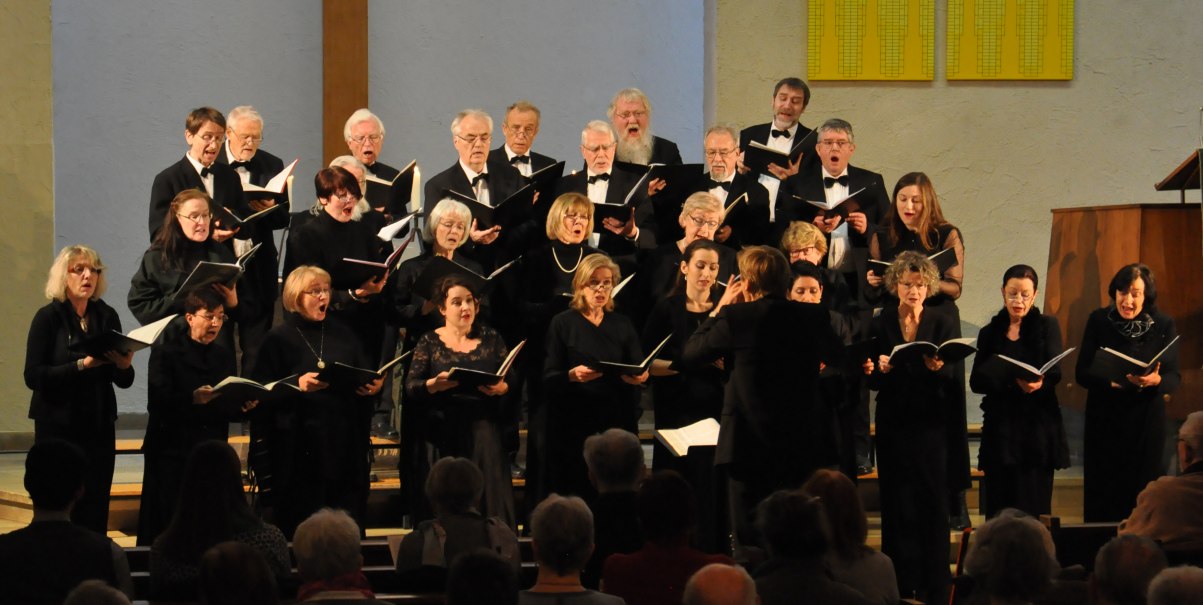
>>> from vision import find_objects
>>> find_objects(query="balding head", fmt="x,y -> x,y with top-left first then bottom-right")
683,564 -> 759,605
1091,535 -> 1168,605
1147,566 -> 1203,605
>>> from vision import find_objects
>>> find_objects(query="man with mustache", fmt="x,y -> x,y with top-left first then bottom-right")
608,88 -> 682,167
739,77 -> 819,232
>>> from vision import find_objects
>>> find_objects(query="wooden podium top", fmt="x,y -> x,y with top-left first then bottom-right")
1050,202 -> 1200,214
1154,149 -> 1200,192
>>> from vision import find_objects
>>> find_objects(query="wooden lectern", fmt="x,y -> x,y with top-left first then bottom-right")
1044,201 -> 1203,419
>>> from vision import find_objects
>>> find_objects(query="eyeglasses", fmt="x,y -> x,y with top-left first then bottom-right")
563,213 -> 588,224
582,142 -> 617,153
437,220 -> 467,232
455,133 -> 492,147
349,134 -> 382,145
303,288 -> 332,298
688,216 -> 720,231
196,132 -> 224,145
177,212 -> 212,223
1005,291 -> 1035,302
333,193 -> 358,204
704,148 -> 737,159
192,312 -> 227,324
506,125 -> 537,136
586,280 -> 615,292
789,246 -> 819,258
818,139 -> 852,149
231,131 -> 263,144
68,265 -> 102,275
615,110 -> 648,120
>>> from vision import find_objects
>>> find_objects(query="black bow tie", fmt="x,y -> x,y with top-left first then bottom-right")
588,173 -> 610,184
510,155 -> 530,165
200,167 -> 212,178
824,175 -> 849,188
230,160 -> 252,170
705,178 -> 731,191
471,174 -> 486,187
771,129 -> 790,138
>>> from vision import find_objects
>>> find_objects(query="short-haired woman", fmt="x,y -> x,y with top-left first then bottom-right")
521,494 -> 623,605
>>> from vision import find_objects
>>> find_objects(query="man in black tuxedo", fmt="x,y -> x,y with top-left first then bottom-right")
148,107 -> 248,242
215,105 -> 290,373
608,88 -> 682,167
488,100 -> 557,178
344,108 -> 400,181
739,77 -> 818,232
555,120 -> 655,269
423,109 -> 525,265
683,125 -> 772,249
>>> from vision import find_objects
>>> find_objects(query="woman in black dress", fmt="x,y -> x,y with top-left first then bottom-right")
643,239 -> 726,551
138,288 -> 257,545
404,276 -> 515,527
1075,263 -> 1180,522
24,245 -> 134,533
248,265 -> 385,537
543,253 -> 648,499
969,264 -> 1070,518
863,251 -> 957,603
128,188 -> 247,327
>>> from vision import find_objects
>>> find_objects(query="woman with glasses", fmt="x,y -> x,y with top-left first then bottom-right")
129,188 -> 250,329
862,251 -> 958,604
24,244 -> 134,534
138,288 -> 254,546
969,265 -> 1070,518
630,192 -> 735,327
285,167 -> 392,380
543,253 -> 648,498
248,265 -> 384,537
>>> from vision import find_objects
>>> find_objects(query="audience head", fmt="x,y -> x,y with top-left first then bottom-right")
780,221 -> 827,265
683,563 -> 759,605
185,106 -> 226,167
225,105 -> 264,162
451,109 -> 494,172
801,469 -> 869,560
756,490 -> 830,560
788,260 -> 824,304
580,120 -> 618,174
1091,535 -> 1168,605
771,77 -> 810,128
638,470 -> 697,545
199,541 -> 279,605
293,508 -> 363,582
703,125 -> 740,180
608,88 -> 653,164
884,250 -> 939,306
63,580 -> 131,605
183,288 -> 227,345
530,494 -> 594,577
545,192 -> 595,243
426,456 -> 484,516
570,253 -> 622,314
344,108 -> 385,166
889,171 -> 947,248
815,118 -> 856,176
24,438 -> 86,512
964,511 -> 1060,602
502,100 -> 541,156
45,244 -> 107,303
1179,412 -> 1203,469
425,198 -> 472,250
1108,263 -> 1158,320
1147,566 -> 1203,605
281,265 -> 332,322
675,239 -> 723,296
445,548 -> 520,605
736,245 -> 791,299
583,428 -> 646,493
680,192 -> 723,246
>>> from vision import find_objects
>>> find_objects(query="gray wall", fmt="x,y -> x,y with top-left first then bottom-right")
52,0 -> 324,414
367,0 -> 706,177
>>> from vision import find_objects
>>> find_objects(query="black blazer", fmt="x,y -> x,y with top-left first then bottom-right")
682,297 -> 842,483
780,163 -> 890,251
488,146 -> 557,174
422,159 -> 525,218
556,164 -> 657,255
215,148 -> 290,311
740,122 -> 819,172
148,156 -> 248,241
649,136 -> 683,166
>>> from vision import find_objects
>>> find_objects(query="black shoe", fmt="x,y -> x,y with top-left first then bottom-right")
856,465 -> 874,476
371,420 -> 399,440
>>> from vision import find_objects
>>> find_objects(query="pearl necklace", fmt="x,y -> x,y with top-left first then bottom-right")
552,246 -> 583,273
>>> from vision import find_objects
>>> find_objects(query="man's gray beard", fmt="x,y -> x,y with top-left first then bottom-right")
616,130 -> 654,165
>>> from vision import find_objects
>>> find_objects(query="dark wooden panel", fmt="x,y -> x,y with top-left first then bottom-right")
323,0 -> 369,165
